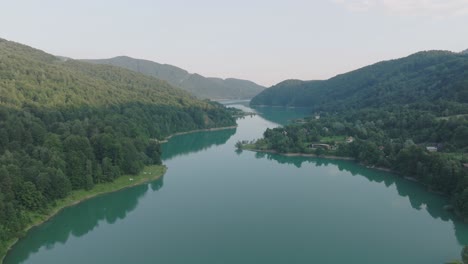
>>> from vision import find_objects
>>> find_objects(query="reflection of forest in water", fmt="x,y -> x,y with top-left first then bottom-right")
162,128 -> 236,161
251,106 -> 312,126
5,178 -> 164,264
253,151 -> 468,245
223,101 -> 312,126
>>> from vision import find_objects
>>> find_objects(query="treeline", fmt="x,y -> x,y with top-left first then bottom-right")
250,48 -> 468,218
251,50 -> 468,115
255,108 -> 468,217
0,102 -> 234,255
0,38 -> 236,257
0,38 -> 206,109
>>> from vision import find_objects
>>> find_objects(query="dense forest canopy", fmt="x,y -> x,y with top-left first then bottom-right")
247,49 -> 468,221
0,38 -> 235,257
251,50 -> 468,115
84,56 -> 266,100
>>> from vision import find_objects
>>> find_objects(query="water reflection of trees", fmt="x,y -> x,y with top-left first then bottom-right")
223,101 -> 312,126
255,152 -> 468,245
250,106 -> 312,126
162,128 -> 236,161
5,177 -> 164,264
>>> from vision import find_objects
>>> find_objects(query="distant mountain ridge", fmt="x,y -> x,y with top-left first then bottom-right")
84,56 -> 265,99
251,50 -> 468,114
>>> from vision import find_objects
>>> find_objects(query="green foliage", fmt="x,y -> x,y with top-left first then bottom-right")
0,39 -> 225,109
251,51 -> 468,115
462,246 -> 468,264
235,141 -> 243,150
0,39 -> 236,257
251,49 -> 468,219
85,56 -> 265,99
257,108 -> 468,218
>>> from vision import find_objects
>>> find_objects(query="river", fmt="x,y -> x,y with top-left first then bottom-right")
4,101 -> 468,264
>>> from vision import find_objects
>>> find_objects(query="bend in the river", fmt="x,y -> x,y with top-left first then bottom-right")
4,101 -> 467,264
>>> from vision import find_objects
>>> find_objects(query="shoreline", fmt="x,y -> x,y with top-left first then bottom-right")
244,148 -> 456,208
249,104 -> 311,109
244,148 -> 407,174
244,148 -> 450,191
2,124 -> 236,262
154,125 -> 238,143
1,165 -> 166,264
243,148 -> 355,161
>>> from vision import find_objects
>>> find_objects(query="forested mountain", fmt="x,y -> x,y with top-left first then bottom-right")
0,38 -> 235,256
84,56 -> 265,99
251,50 -> 468,115
246,49 -> 468,220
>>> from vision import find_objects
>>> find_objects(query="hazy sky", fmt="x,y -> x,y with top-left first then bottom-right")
1,0 -> 468,86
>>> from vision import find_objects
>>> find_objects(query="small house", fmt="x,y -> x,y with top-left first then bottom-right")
426,146 -> 437,152
346,137 -> 354,143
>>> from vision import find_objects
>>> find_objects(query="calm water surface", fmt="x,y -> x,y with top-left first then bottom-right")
4,102 -> 468,264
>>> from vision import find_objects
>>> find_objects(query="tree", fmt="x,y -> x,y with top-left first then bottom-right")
121,140 -> 144,175
462,245 -> 468,264
85,160 -> 94,190
315,147 -> 324,156
145,141 -> 162,165
235,141 -> 243,150
16,182 -> 45,211
50,169 -> 71,199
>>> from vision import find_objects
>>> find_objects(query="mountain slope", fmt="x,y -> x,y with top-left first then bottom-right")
84,56 -> 265,99
248,49 -> 468,222
251,51 -> 468,115
0,38 -> 235,257
1,42 -> 202,109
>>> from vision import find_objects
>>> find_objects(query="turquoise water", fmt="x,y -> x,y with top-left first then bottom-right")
4,102 -> 467,264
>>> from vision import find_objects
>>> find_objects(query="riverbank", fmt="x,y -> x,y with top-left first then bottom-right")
2,125 -> 238,262
242,148 -> 356,161
154,125 -> 238,143
243,147 -> 419,178
242,147 -> 461,216
1,165 -> 166,264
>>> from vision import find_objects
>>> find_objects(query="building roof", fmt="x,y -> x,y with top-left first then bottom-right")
426,146 -> 437,151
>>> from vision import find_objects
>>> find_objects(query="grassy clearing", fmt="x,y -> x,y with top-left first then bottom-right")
241,143 -> 258,150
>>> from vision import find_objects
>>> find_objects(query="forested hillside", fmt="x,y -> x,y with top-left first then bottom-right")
0,38 -> 235,256
85,56 -> 265,99
246,49 -> 468,220
251,50 -> 468,115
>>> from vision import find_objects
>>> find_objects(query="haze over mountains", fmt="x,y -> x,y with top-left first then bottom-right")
84,56 -> 265,100
251,50 -> 468,115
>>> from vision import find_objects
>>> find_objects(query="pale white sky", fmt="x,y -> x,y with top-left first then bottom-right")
1,0 -> 467,86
